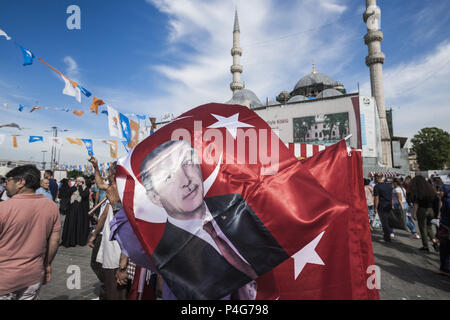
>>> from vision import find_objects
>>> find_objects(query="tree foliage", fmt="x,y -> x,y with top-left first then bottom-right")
411,127 -> 450,170
67,170 -> 83,179
324,113 -> 349,140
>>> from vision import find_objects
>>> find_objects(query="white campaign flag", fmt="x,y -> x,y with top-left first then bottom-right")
107,105 -> 123,139
0,29 -> 11,40
61,75 -> 81,103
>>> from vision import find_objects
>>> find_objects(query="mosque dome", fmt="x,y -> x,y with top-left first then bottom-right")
287,95 -> 308,103
293,72 -> 340,91
316,88 -> 344,99
290,64 -> 346,98
226,88 -> 262,109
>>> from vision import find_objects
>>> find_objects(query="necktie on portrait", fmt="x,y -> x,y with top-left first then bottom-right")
203,221 -> 257,279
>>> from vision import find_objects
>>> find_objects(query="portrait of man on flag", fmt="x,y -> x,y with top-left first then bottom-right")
138,139 -> 288,299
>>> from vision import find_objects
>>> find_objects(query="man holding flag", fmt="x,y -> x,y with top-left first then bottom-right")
106,103 -> 376,300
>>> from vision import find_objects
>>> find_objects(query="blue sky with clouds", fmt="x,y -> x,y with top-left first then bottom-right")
0,0 -> 449,166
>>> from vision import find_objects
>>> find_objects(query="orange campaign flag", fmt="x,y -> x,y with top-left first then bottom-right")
149,117 -> 157,130
38,57 -> 79,88
109,140 -> 118,159
73,109 -> 84,117
66,137 -> 83,146
38,57 -> 64,77
89,96 -> 105,114
30,106 -> 41,113
69,79 -> 78,89
12,134 -> 21,148
127,119 -> 140,149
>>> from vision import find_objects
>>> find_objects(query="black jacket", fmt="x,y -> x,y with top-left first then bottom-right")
152,193 -> 288,299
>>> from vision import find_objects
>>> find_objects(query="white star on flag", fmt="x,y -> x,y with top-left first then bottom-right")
121,120 -> 127,131
292,231 -> 325,280
206,113 -> 254,139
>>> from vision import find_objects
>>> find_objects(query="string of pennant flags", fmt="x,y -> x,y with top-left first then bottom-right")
3,101 -> 164,124
0,26 -> 159,155
0,133 -> 123,159
3,101 -> 152,121
57,162 -> 112,174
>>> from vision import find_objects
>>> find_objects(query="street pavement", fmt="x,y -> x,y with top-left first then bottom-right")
371,227 -> 450,300
39,220 -> 450,300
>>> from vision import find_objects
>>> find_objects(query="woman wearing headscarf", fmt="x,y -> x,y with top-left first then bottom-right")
409,175 -> 439,252
58,178 -> 71,216
61,176 -> 91,247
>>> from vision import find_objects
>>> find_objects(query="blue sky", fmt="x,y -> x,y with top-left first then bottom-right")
1,0 -> 449,166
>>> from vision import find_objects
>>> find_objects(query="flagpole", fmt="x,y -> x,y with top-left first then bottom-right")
41,150 -> 47,170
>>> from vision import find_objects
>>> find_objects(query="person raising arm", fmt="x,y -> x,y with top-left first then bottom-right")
88,157 -> 121,210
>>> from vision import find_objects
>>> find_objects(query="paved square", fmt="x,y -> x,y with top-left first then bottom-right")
39,225 -> 450,300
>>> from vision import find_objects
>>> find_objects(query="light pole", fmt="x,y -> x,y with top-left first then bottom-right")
44,127 -> 68,170
41,150 -> 47,170
58,148 -> 61,168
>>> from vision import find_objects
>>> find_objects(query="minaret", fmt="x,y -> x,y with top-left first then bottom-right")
230,9 -> 244,94
363,0 -> 392,167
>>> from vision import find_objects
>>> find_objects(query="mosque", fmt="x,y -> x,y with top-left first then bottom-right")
154,1 -> 409,176
224,2 -> 410,176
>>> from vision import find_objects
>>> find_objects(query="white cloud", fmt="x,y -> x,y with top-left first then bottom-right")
142,0 -> 356,116
319,0 -> 347,14
63,56 -> 80,81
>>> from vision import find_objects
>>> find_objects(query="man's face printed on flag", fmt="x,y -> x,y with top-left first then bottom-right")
113,116 -> 119,128
140,140 -> 204,220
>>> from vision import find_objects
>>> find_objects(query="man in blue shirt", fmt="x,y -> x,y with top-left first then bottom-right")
44,170 -> 58,201
35,179 -> 53,200
373,173 -> 393,242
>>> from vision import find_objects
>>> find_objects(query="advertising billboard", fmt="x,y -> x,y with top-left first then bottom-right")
293,112 -> 350,145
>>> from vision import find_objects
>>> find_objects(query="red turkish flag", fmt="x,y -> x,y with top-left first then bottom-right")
256,141 -> 379,300
115,103 -> 351,299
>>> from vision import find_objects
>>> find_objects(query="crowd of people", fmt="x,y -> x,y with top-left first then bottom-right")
1,163 -> 449,300
0,165 -> 162,300
365,173 -> 450,275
